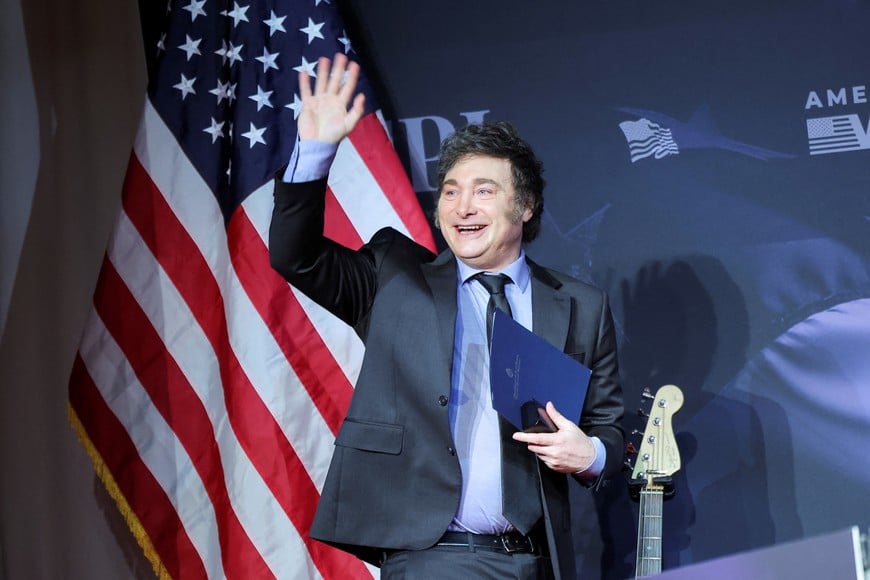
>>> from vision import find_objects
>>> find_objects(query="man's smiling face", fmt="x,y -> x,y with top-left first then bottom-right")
436,154 -> 532,272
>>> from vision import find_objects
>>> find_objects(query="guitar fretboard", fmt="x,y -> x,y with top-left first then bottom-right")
636,483 -> 664,577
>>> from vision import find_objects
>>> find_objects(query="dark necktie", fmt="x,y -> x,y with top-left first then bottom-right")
474,273 -> 512,343
474,273 -> 542,534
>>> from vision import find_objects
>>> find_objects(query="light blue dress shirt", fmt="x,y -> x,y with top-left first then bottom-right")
447,254 -> 532,533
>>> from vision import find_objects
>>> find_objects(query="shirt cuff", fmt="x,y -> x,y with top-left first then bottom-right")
575,436 -> 606,478
281,139 -> 339,183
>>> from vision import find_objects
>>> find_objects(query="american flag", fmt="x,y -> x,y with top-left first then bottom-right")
618,118 -> 679,163
67,0 -> 435,578
806,114 -> 868,155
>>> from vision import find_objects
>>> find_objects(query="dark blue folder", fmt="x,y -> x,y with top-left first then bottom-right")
489,309 -> 592,431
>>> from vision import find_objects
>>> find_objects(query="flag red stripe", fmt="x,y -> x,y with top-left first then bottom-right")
93,256 -> 271,578
228,210 -> 373,579
228,209 -> 354,436
69,355 -> 207,580
324,186 -> 365,249
124,156 -> 370,578
348,114 -> 437,251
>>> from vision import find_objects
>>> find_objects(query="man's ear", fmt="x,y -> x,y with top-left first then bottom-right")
521,205 -> 534,223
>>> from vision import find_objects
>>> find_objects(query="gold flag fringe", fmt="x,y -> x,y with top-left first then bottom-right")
68,403 -> 173,579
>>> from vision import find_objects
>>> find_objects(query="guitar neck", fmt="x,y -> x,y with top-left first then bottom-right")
630,384 -> 683,578
635,483 -> 664,577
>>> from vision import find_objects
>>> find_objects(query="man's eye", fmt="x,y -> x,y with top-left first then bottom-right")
441,190 -> 457,198
476,188 -> 493,197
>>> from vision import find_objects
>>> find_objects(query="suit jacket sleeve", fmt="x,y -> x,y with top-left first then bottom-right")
268,177 -> 379,328
582,291 -> 624,485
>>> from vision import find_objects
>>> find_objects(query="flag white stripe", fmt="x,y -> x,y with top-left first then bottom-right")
134,100 -> 226,269
242,182 -> 365,394
78,310 -> 225,579
108,209 -> 320,579
330,136 -> 413,242
136,100 -> 339,491
229,212 -> 339,490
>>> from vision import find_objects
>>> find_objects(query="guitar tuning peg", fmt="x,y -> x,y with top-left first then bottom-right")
625,442 -> 637,454
637,408 -> 649,418
641,387 -> 654,400
631,429 -> 643,436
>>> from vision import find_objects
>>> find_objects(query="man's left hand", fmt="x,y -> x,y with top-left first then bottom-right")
512,401 -> 596,473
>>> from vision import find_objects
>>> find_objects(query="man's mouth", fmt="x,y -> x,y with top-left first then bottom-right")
456,225 -> 485,233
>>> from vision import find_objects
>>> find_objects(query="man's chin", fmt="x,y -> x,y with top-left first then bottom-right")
453,251 -> 490,270
446,241 -> 482,259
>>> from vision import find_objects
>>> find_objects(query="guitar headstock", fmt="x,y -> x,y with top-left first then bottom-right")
626,384 -> 684,488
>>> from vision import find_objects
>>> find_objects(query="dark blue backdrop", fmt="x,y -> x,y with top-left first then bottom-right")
342,1 -> 870,577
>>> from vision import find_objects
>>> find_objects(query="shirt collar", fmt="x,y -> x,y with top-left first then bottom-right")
456,250 -> 531,292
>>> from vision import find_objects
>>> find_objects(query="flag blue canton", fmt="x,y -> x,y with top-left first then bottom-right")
149,0 -> 378,220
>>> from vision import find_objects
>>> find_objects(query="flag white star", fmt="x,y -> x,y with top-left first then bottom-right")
157,33 -> 166,54
264,10 -> 286,36
223,2 -> 250,27
315,0 -> 331,5
173,74 -> 196,100
214,40 -> 228,64
178,35 -> 202,61
209,79 -> 230,104
249,85 -> 274,111
203,118 -> 225,143
293,56 -> 317,77
299,18 -> 325,44
255,48 -> 279,72
182,0 -> 206,21
226,82 -> 238,104
286,93 -> 302,119
338,31 -> 353,54
241,122 -> 266,148
226,42 -> 244,66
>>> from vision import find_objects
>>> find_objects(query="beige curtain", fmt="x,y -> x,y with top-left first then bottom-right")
0,0 -> 152,576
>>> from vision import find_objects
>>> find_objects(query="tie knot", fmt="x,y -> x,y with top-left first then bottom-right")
474,273 -> 511,296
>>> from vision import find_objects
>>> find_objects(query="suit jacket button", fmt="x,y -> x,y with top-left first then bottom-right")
438,395 -> 448,406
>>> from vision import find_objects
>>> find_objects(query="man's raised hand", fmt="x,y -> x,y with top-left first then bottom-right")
297,53 -> 366,144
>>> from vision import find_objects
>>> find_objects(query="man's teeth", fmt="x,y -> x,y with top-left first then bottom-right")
458,225 -> 484,232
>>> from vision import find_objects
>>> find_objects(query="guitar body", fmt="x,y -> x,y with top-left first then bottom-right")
629,384 -> 684,578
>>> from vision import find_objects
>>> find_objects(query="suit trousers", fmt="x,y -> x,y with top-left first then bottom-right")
379,545 -> 555,580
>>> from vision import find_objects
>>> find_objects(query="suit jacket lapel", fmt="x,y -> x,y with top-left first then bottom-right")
421,250 -> 458,378
529,260 -> 571,353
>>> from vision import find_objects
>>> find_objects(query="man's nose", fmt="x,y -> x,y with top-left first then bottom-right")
455,191 -> 476,216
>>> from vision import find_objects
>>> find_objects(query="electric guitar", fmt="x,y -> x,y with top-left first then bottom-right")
628,384 -> 684,578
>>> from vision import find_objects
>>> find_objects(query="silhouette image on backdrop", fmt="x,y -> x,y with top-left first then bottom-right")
565,257 -> 797,578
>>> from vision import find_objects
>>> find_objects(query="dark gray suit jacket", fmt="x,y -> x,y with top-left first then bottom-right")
270,177 -> 624,578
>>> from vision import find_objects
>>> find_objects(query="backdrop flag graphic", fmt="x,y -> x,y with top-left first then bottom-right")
67,0 -> 435,577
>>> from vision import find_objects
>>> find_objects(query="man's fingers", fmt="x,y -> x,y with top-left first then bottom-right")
299,70 -> 313,100
326,52 -> 348,94
314,56 -> 331,94
338,60 -> 361,102
345,93 -> 366,131
545,401 -> 573,430
512,430 -> 551,446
